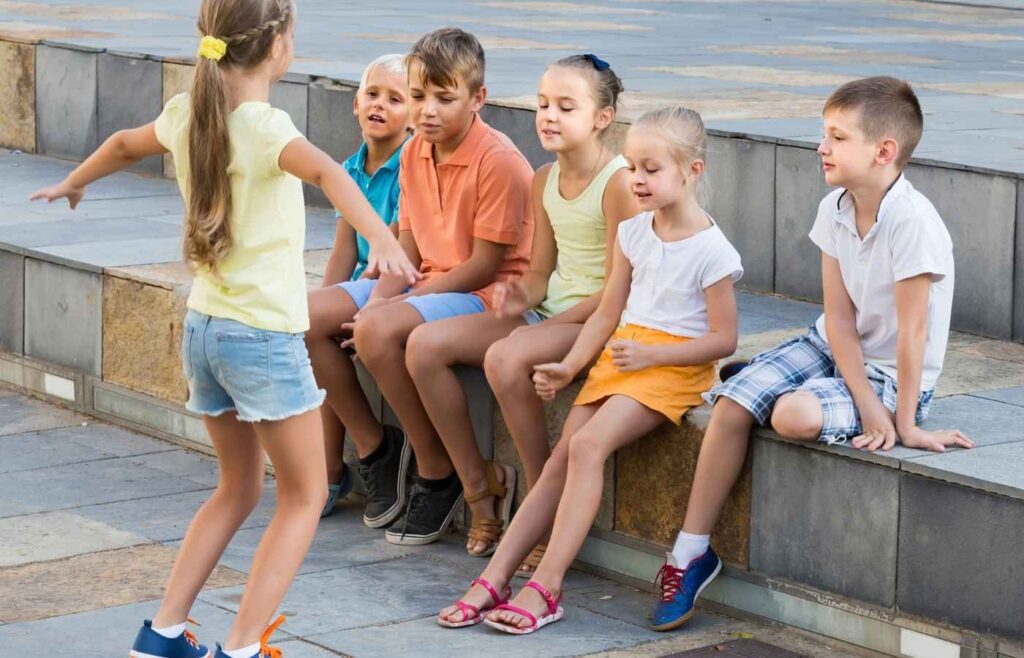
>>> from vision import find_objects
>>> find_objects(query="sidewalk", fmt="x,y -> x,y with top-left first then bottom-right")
0,387 -> 873,658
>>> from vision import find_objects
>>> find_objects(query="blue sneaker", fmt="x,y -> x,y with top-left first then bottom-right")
320,463 -> 353,518
651,548 -> 722,631
130,619 -> 210,658
213,615 -> 286,658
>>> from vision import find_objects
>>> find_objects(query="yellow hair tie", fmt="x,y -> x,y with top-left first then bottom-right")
197,35 -> 227,62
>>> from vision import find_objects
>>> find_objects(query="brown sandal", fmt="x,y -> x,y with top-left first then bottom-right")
515,542 -> 548,579
464,462 -> 517,557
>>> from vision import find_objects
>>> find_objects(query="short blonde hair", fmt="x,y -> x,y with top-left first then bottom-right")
359,53 -> 406,90
824,76 -> 923,169
406,27 -> 485,92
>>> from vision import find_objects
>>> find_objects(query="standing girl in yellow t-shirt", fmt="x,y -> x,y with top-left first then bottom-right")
407,54 -> 636,566
30,2 -> 416,657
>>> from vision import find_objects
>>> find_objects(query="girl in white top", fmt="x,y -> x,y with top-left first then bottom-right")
447,107 -> 742,635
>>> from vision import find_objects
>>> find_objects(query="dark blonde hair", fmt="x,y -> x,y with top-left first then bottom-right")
824,76 -> 923,169
187,0 -> 293,271
406,27 -> 485,93
549,54 -> 624,117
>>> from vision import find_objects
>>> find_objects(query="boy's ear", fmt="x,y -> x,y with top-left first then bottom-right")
352,93 -> 359,117
877,137 -> 900,167
470,84 -> 488,113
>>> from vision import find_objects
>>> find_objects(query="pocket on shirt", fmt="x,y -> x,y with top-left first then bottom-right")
216,331 -> 271,394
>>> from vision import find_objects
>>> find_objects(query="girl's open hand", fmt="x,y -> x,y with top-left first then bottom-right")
608,340 -> 655,372
367,240 -> 421,286
30,180 -> 85,209
533,362 -> 573,400
493,280 -> 530,319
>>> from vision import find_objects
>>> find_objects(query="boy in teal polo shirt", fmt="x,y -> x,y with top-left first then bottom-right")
314,53 -> 411,517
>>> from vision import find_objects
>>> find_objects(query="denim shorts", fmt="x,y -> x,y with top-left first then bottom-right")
522,309 -> 547,325
704,326 -> 933,444
182,310 -> 325,423
337,278 -> 485,323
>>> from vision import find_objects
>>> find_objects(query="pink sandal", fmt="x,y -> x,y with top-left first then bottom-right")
437,577 -> 511,628
483,580 -> 565,634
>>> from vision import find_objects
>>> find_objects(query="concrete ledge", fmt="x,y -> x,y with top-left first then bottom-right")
23,257 -> 102,377
0,250 -> 25,354
35,44 -> 97,160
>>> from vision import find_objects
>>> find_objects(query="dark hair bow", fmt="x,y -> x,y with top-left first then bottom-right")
583,53 -> 610,71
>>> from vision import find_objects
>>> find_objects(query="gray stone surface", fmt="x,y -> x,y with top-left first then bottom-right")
736,290 -> 821,335
904,164 -> 1018,339
1016,179 -> 1024,343
125,449 -> 222,487
0,393 -> 84,437
971,386 -> 1024,408
97,53 -> 163,176
0,249 -> 24,354
902,441 -> 1024,500
306,80 -> 361,208
898,473 -> 1024,638
23,258 -> 102,376
750,437 -> 899,607
270,79 -> 309,137
34,236 -> 183,268
0,428 -> 124,474
0,510 -> 146,567
0,217 -> 180,249
707,136 -> 776,293
773,146 -> 831,302
916,395 -> 1024,449
480,103 -> 551,170
0,457 -> 207,517
35,45 -> 98,160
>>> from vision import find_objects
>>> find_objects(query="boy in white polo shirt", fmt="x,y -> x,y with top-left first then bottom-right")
649,76 -> 974,633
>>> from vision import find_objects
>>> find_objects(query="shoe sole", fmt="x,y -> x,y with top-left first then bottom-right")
363,436 -> 412,529
384,490 -> 465,545
130,652 -> 211,658
649,559 -> 723,632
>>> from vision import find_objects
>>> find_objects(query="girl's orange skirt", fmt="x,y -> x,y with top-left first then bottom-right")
575,324 -> 716,425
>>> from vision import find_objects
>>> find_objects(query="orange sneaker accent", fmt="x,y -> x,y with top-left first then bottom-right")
259,615 -> 286,658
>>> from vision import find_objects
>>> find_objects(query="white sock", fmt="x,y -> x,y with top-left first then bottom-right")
222,642 -> 260,658
671,531 -> 710,567
152,621 -> 186,638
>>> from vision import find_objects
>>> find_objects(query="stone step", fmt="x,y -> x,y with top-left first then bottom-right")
2,135 -> 1024,656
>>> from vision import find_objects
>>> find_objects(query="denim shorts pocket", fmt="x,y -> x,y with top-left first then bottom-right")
181,324 -> 195,380
216,331 -> 271,394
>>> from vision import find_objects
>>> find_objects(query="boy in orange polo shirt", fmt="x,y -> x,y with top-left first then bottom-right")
305,27 -> 534,544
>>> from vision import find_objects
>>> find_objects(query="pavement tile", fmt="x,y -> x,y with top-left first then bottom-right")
0,428 -> 119,474
0,510 -> 146,567
902,440 -> 1024,500
0,543 -> 245,623
60,421 -> 178,457
0,394 -> 84,437
126,448 -> 223,487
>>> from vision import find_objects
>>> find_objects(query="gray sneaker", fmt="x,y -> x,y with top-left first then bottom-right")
385,475 -> 464,545
357,425 -> 411,528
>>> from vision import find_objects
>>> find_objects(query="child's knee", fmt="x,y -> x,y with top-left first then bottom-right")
771,392 -> 823,440
215,478 -> 263,512
483,339 -> 523,391
405,324 -> 443,376
353,312 -> 400,363
567,430 -> 608,468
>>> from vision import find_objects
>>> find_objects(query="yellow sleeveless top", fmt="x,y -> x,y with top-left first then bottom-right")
536,154 -> 627,318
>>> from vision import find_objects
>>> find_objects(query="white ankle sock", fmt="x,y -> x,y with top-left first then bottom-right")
152,622 -> 186,639
671,531 -> 710,567
222,643 -> 260,658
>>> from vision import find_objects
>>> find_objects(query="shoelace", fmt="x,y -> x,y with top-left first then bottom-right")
655,563 -> 685,602
259,615 -> 286,658
399,483 -> 431,540
183,616 -> 201,649
358,462 -> 379,497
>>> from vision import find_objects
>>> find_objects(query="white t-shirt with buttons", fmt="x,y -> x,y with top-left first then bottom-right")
809,174 -> 954,392
618,211 -> 743,338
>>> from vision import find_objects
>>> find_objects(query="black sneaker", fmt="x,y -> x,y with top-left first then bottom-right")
719,360 -> 750,383
385,475 -> 464,545
358,425 -> 411,528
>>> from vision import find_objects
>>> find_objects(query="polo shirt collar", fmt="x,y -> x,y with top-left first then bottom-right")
349,138 -> 408,178
834,173 -> 909,234
417,113 -> 487,167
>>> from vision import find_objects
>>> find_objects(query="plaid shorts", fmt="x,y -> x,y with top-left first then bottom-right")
704,327 -> 934,444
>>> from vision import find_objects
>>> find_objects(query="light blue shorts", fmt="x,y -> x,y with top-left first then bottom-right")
523,309 -> 547,325
182,310 -> 325,423
337,278 -> 485,323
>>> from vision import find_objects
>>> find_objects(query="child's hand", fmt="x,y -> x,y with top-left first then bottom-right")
899,426 -> 974,453
851,398 -> 897,451
367,240 -> 421,286
533,362 -> 573,400
354,293 -> 410,320
493,280 -> 529,319
608,340 -> 655,372
30,179 -> 85,209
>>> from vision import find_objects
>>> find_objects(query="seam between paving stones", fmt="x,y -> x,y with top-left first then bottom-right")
0,421 -> 83,438
0,482 -> 214,521
0,447 -> 178,476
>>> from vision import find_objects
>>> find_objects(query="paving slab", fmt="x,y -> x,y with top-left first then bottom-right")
0,392 -> 85,436
901,440 -> 1024,500
0,510 -> 146,567
126,447 -> 223,487
0,543 -> 245,623
23,257 -> 102,375
972,385 -> 1024,408
35,44 -> 98,160
0,456 -> 209,517
0,428 -> 121,473
59,420 -> 180,457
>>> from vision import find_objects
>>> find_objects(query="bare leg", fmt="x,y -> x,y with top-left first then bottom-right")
406,312 -> 524,553
354,303 -> 451,478
438,404 -> 597,624
306,286 -> 381,457
489,396 -> 665,629
223,408 -> 327,649
321,405 -> 347,484
680,397 -> 755,535
770,391 -> 825,441
152,413 -> 265,628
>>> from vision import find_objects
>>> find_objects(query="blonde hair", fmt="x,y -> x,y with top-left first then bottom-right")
359,53 -> 407,90
186,0 -> 293,272
407,27 -> 485,93
633,106 -> 710,205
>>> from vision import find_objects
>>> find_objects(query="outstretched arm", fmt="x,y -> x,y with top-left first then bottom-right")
30,123 -> 166,207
